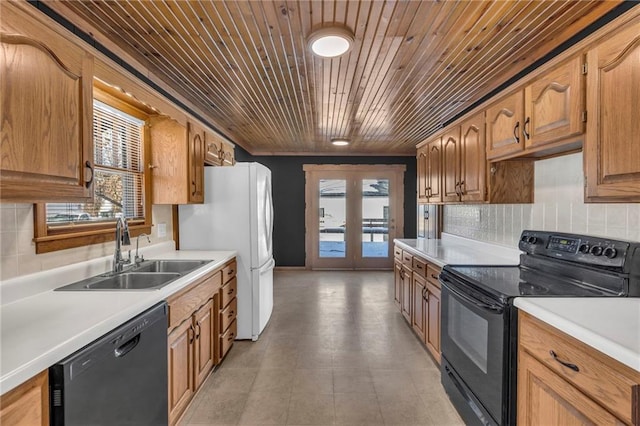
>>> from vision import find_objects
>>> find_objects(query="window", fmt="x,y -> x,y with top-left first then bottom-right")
34,88 -> 152,253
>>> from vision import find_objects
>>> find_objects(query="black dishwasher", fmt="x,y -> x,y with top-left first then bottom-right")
49,302 -> 168,426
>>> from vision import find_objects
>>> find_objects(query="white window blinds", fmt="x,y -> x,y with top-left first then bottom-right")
46,100 -> 145,226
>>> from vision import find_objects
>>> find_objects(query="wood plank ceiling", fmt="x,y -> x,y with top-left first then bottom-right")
46,0 -> 621,155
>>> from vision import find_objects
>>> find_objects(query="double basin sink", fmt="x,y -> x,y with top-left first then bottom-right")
56,259 -> 213,291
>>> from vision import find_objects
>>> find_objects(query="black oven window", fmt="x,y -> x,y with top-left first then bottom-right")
448,298 -> 489,373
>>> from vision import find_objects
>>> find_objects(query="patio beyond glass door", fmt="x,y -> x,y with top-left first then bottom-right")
304,165 -> 405,270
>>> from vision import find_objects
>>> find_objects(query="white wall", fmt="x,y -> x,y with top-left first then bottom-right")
0,204 -> 174,281
444,152 -> 640,247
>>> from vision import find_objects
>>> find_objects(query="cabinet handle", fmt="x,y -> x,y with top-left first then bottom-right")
189,325 -> 195,344
513,121 -> 520,144
148,164 -> 158,169
459,180 -> 465,195
228,310 -> 234,318
422,286 -> 427,300
427,187 -> 432,197
84,161 -> 94,188
227,288 -> 235,295
195,323 -> 201,340
455,181 -> 461,197
192,180 -> 196,196
431,273 -> 439,280
228,269 -> 234,275
549,350 -> 579,372
228,333 -> 235,341
523,117 -> 530,140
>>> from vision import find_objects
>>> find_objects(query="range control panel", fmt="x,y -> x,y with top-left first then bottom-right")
518,230 -> 635,270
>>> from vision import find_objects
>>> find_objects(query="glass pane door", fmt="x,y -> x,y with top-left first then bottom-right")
319,179 -> 346,258
361,179 -> 389,258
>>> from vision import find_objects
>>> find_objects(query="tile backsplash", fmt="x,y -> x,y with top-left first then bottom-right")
444,153 -> 640,247
0,204 -> 174,281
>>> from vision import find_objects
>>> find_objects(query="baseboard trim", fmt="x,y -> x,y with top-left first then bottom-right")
274,266 -> 308,271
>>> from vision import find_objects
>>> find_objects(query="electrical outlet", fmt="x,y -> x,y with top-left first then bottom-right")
157,223 -> 167,238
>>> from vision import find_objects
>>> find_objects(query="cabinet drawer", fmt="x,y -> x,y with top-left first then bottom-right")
220,319 -> 237,359
168,271 -> 222,331
222,261 -> 237,283
394,246 -> 403,260
220,297 -> 237,332
519,312 -> 639,425
426,264 -> 441,287
221,277 -> 237,308
412,257 -> 427,277
402,252 -> 413,267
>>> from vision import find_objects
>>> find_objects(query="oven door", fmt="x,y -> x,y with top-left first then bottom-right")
440,277 -> 506,425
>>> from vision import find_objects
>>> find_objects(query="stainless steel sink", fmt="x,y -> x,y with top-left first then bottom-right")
55,259 -> 214,291
132,259 -> 211,274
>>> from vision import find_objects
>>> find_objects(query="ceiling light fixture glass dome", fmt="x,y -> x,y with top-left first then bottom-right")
331,138 -> 350,146
308,27 -> 354,58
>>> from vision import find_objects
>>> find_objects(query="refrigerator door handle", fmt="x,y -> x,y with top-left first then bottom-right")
252,257 -> 275,272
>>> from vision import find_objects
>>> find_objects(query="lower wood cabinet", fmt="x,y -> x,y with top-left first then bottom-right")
167,267 -> 224,425
518,311 -> 640,425
394,245 -> 442,364
219,260 -> 238,359
0,370 -> 48,426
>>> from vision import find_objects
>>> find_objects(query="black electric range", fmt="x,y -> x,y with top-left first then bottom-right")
438,230 -> 640,426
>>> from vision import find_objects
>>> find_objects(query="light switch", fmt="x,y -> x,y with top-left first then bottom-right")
157,222 -> 167,238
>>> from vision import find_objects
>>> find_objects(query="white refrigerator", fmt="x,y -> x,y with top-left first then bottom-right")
178,162 -> 274,341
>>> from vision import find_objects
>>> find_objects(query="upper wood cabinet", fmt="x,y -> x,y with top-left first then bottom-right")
205,130 -> 235,167
442,128 -> 461,203
416,136 -> 442,204
585,19 -> 640,202
524,56 -> 585,150
487,57 -> 585,161
0,33 -> 94,202
486,91 -> 524,160
442,113 -> 487,203
149,117 -> 205,204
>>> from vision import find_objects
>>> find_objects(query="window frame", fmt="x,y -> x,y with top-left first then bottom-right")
33,86 -> 152,254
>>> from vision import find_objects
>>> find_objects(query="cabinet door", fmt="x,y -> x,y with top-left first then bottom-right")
442,128 -> 461,203
0,370 -> 48,426
427,137 -> 443,203
585,21 -> 640,202
417,147 -> 429,203
401,267 -> 412,323
411,273 -> 427,341
150,116 -> 189,204
486,91 -> 524,160
524,56 -> 585,150
460,113 -> 486,203
168,319 -> 194,425
0,34 -> 93,202
188,122 -> 205,203
204,130 -> 223,166
425,282 -> 441,364
517,350 -> 623,426
393,261 -> 402,309
193,299 -> 216,389
220,142 -> 235,166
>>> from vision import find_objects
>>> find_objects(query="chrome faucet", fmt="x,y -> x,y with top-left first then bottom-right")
134,233 -> 151,266
113,217 -> 131,273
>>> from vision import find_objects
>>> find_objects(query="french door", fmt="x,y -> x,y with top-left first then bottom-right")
304,165 -> 405,269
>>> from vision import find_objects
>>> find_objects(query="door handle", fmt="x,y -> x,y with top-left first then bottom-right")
114,334 -> 140,358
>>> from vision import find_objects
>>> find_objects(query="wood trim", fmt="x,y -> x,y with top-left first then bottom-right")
303,164 -> 407,172
34,224 -> 152,254
0,33 -> 77,78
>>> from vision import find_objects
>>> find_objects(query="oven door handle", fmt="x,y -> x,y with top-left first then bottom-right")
443,279 -> 504,314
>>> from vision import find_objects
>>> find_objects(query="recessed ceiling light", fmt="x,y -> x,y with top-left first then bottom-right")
331,138 -> 349,146
308,27 -> 354,58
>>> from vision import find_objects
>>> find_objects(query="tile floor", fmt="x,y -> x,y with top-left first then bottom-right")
179,270 -> 464,426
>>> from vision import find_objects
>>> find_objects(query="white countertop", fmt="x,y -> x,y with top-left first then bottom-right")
515,298 -> 640,372
0,243 -> 236,395
394,234 -> 521,267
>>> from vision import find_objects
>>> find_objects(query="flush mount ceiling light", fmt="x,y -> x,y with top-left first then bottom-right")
331,138 -> 350,146
308,27 -> 354,58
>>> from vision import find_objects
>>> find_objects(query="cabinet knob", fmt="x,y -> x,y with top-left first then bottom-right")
148,164 -> 158,169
